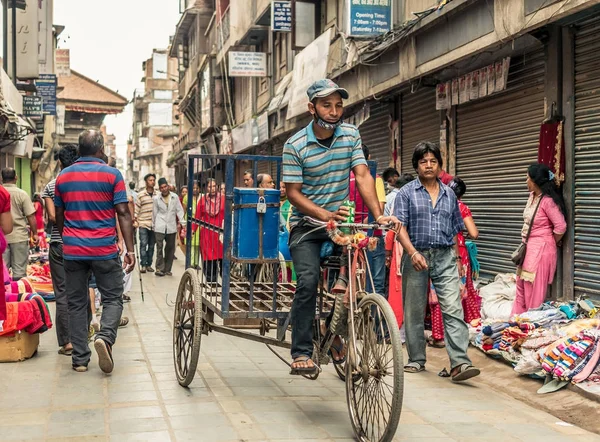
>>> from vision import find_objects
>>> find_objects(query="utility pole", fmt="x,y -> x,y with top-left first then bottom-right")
11,0 -> 16,84
2,0 -> 7,73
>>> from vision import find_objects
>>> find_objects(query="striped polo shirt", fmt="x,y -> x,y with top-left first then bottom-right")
283,122 -> 367,227
41,178 -> 62,244
54,157 -> 128,260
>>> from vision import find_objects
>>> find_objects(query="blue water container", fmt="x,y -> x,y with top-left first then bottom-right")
233,188 -> 280,260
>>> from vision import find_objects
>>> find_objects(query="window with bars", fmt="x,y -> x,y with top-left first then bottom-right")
275,32 -> 288,83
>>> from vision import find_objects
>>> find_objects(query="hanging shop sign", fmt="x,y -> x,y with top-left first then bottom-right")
7,0 -> 40,79
23,96 -> 43,119
436,57 -> 511,110
200,63 -> 212,131
272,1 -> 292,32
347,0 -> 392,37
228,52 -> 267,77
35,74 -> 56,116
287,28 -> 332,120
56,104 -> 65,135
55,49 -> 71,77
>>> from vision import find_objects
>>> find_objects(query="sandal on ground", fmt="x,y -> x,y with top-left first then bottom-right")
290,355 -> 319,375
122,294 -> 131,303
404,361 -> 425,373
328,336 -> 346,365
58,346 -> 72,356
451,364 -> 480,382
427,336 -> 446,348
119,317 -> 129,328
331,275 -> 348,294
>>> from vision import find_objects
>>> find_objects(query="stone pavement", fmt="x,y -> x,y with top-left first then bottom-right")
1,251 -> 599,442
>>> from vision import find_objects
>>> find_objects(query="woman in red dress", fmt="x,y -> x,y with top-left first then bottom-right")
429,177 -> 480,347
194,179 -> 225,282
32,193 -> 47,249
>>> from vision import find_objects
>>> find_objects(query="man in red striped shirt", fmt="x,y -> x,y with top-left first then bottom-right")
55,130 -> 135,374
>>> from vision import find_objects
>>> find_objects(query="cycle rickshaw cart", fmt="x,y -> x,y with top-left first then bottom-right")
173,154 -> 404,442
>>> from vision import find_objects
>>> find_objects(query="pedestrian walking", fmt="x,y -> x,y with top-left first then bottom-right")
511,163 -> 566,315
135,173 -> 156,273
128,182 -> 138,205
32,193 -> 48,249
42,144 -> 79,356
394,141 -> 480,382
153,178 -> 184,276
349,145 -> 387,297
428,177 -> 481,348
55,130 -> 135,374
1,168 -> 38,280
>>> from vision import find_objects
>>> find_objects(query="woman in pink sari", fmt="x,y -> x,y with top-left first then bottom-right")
511,164 -> 566,315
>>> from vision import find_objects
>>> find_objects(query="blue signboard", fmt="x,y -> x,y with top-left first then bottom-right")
348,0 -> 392,37
23,96 -> 43,120
35,74 -> 57,116
272,1 -> 292,32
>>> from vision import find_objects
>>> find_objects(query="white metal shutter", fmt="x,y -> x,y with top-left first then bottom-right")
401,87 -> 439,174
359,102 -> 392,173
574,16 -> 600,300
456,50 -> 545,278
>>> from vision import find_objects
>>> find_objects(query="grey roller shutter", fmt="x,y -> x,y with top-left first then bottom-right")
456,50 -> 545,279
359,102 -> 392,172
574,16 -> 600,300
401,87 -> 439,174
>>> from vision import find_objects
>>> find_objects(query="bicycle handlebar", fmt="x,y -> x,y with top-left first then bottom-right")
302,216 -> 396,231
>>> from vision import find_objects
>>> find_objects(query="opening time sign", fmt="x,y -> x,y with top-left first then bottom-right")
347,0 -> 392,37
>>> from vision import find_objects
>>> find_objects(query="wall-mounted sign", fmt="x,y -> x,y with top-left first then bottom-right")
35,73 -> 56,115
23,96 -> 43,119
272,1 -> 292,32
228,52 -> 267,77
436,57 -> 511,109
347,0 -> 391,37
55,49 -> 71,77
56,104 -> 65,135
7,0 -> 40,79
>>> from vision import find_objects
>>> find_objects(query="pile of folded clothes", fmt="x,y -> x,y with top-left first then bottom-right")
471,299 -> 600,394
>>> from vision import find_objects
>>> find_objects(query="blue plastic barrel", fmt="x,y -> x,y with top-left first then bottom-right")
233,188 -> 280,260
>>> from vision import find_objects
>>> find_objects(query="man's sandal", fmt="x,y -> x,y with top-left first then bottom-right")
403,362 -> 425,373
328,339 -> 346,365
290,355 -> 320,375
451,364 -> 480,382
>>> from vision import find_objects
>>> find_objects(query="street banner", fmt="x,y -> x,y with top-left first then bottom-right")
347,0 -> 392,37
272,1 -> 292,32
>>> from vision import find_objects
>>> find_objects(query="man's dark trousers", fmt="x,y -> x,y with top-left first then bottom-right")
64,258 -> 124,367
155,232 -> 176,273
49,242 -> 69,347
289,224 -> 330,359
139,227 -> 155,267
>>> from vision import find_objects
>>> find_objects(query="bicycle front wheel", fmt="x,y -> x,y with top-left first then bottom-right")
346,293 -> 404,442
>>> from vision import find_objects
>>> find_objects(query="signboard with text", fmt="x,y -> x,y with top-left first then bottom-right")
272,1 -> 292,32
228,52 -> 267,77
23,96 -> 43,119
35,74 -> 57,115
55,49 -> 71,77
347,0 -> 392,37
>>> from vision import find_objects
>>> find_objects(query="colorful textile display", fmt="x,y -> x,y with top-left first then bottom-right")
537,120 -> 565,185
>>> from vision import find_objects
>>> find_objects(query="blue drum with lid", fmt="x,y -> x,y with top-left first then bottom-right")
233,188 -> 280,260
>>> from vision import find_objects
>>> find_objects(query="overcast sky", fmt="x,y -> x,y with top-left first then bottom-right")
54,0 -> 181,166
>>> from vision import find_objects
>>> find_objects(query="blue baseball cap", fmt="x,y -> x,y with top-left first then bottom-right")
306,79 -> 349,102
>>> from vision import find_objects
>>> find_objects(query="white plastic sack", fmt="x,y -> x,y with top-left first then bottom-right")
513,349 -> 542,375
479,273 -> 517,321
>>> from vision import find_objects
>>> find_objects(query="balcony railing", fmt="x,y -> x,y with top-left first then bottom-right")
217,7 -> 230,50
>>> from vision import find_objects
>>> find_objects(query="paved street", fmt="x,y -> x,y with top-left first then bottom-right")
1,252 -> 599,442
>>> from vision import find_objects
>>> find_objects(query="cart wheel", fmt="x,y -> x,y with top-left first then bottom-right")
173,269 -> 203,387
346,294 -> 403,442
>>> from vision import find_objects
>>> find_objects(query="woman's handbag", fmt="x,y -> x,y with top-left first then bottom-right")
511,196 -> 543,266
